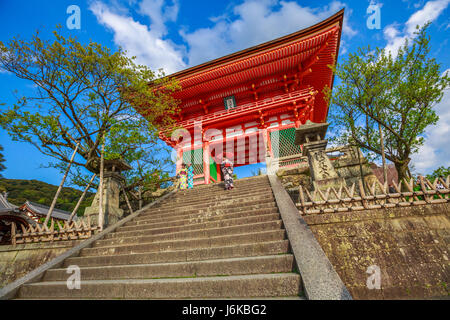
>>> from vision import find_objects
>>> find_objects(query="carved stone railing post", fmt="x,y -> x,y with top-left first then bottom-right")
294,120 -> 345,196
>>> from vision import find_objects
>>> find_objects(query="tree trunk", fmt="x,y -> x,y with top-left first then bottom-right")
44,142 -> 80,225
394,159 -> 410,188
379,124 -> 388,184
138,186 -> 143,210
68,173 -> 96,223
97,142 -> 105,230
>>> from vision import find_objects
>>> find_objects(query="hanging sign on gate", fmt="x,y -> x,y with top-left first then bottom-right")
224,95 -> 237,110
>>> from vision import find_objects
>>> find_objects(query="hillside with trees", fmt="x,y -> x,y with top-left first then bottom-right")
0,178 -> 94,216
0,144 -> 5,178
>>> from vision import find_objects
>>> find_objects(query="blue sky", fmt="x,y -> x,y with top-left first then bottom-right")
0,0 -> 449,187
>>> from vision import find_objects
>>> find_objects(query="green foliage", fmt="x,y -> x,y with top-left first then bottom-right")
38,216 -> 61,231
325,24 -> 450,181
0,27 -> 180,193
426,166 -> 450,181
251,168 -> 264,176
103,117 -> 174,194
0,178 -> 94,216
0,144 -> 5,178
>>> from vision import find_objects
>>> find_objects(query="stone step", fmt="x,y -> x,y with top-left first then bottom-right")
102,220 -> 284,243
153,192 -> 275,212
10,174 -> 304,300
150,196 -> 275,214
123,207 -> 279,229
175,176 -> 269,192
170,182 -> 272,196
16,297 -> 305,300
170,186 -> 272,201
173,179 -> 270,190
18,273 -> 301,299
115,212 -> 281,235
173,182 -> 271,196
141,200 -> 277,220
175,177 -> 270,188
16,296 -> 305,300
64,240 -> 290,268
43,255 -> 295,281
86,229 -> 285,256
131,205 -> 279,226
167,188 -> 273,205
137,199 -> 277,220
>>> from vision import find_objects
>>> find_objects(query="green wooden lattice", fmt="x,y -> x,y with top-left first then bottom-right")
270,127 -> 302,158
182,148 -> 204,175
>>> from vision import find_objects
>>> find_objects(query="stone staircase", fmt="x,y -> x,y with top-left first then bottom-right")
16,175 -> 303,299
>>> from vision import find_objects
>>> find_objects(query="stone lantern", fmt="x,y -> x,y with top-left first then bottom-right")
84,158 -> 132,227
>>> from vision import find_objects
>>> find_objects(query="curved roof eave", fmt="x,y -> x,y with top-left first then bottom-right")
161,8 -> 344,83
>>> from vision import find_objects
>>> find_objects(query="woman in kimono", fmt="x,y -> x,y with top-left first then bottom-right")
178,163 -> 188,190
221,154 -> 234,190
187,163 -> 194,189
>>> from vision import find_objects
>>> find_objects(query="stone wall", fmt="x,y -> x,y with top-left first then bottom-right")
332,151 -> 379,188
303,203 -> 450,299
0,240 -> 81,288
276,164 -> 311,194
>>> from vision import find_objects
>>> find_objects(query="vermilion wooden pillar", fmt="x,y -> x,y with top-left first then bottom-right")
259,127 -> 269,162
203,141 -> 210,184
176,146 -> 183,174
266,128 -> 273,158
216,163 -> 222,182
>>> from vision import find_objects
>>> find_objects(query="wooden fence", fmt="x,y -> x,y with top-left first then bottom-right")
11,216 -> 99,246
297,176 -> 450,215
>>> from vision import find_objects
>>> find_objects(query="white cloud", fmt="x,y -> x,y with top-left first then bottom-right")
383,23 -> 401,39
181,0 -> 355,66
384,0 -> 450,56
137,0 -> 179,37
411,69 -> 450,174
406,0 -> 450,34
401,0 -> 426,9
90,1 -> 186,74
90,0 -> 355,72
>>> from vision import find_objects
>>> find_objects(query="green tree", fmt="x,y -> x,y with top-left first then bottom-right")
426,166 -> 450,181
325,24 -> 450,182
251,168 -> 264,176
0,28 -> 179,192
0,144 -> 6,178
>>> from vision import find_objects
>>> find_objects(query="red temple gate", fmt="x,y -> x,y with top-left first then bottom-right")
149,10 -> 344,185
